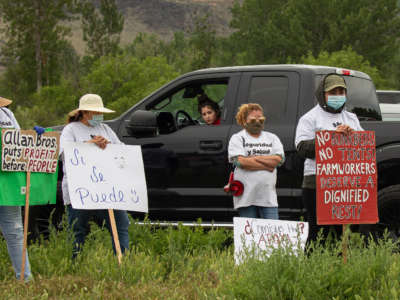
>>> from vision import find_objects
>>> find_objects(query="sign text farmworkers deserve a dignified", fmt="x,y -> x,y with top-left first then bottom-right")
316,130 -> 378,225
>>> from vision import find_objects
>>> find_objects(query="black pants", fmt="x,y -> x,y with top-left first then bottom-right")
302,188 -> 342,244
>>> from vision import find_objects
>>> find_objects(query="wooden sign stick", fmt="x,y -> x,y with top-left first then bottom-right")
20,171 -> 31,281
342,224 -> 349,264
108,209 -> 122,265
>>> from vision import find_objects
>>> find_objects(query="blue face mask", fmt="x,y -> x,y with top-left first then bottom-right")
327,95 -> 346,110
88,114 -> 104,127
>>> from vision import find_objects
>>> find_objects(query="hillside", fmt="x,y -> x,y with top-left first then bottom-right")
69,0 -> 235,54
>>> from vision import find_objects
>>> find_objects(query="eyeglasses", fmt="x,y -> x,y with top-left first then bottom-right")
248,117 -> 265,123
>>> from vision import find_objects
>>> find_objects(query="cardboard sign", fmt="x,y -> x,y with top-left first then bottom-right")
0,129 -> 58,206
315,130 -> 378,225
64,142 -> 148,212
233,217 -> 308,263
1,129 -> 59,173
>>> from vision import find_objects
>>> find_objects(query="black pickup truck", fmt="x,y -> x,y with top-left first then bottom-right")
31,65 -> 400,238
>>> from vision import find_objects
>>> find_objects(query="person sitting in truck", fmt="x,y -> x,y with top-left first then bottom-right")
60,94 -> 130,258
228,103 -> 284,219
295,74 -> 364,243
197,94 -> 221,125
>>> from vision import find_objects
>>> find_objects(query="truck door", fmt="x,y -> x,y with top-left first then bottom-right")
231,71 -> 303,220
118,73 -> 240,222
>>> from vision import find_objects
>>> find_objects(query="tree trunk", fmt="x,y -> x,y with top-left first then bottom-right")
34,0 -> 42,92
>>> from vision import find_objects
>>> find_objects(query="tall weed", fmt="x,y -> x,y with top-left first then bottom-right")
0,219 -> 400,299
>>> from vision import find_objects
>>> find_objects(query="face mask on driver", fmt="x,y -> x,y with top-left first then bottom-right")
327,95 -> 346,110
88,114 -> 104,127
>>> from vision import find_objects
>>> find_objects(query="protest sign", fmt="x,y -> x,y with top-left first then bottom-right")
2,129 -> 59,173
315,130 -> 378,225
0,129 -> 58,205
63,142 -> 148,212
0,129 -> 60,281
233,217 -> 308,263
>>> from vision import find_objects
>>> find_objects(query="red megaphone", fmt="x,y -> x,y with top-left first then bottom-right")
223,172 -> 244,196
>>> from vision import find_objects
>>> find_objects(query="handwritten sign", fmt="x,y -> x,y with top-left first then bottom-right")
63,142 -> 148,212
315,130 -> 378,225
234,217 -> 308,263
1,129 -> 59,173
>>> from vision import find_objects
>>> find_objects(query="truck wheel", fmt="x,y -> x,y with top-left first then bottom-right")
377,184 -> 400,241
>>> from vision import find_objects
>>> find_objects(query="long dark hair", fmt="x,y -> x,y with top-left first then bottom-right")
67,111 -> 84,123
197,94 -> 221,119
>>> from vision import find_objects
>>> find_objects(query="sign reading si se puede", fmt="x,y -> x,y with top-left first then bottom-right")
315,130 -> 378,225
63,142 -> 148,212
1,129 -> 59,173
233,217 -> 308,264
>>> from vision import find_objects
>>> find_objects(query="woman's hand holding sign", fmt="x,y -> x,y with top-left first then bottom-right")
89,135 -> 110,149
336,124 -> 354,135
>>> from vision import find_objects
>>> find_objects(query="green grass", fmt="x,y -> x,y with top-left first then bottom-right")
0,218 -> 400,299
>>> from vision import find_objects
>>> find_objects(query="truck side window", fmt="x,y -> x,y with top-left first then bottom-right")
149,81 -> 228,133
248,76 -> 289,124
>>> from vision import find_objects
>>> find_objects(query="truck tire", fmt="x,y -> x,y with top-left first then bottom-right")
377,184 -> 400,241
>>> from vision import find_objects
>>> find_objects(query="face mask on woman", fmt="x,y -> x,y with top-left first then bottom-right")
88,114 -> 104,127
244,118 -> 265,135
327,95 -> 346,110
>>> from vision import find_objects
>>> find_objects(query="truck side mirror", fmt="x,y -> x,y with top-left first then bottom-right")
126,110 -> 157,138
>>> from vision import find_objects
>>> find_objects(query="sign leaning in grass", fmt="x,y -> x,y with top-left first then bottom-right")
234,217 -> 308,264
315,130 -> 378,225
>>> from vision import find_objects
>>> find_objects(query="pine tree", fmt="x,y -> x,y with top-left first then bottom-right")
80,0 -> 124,59
0,0 -> 77,93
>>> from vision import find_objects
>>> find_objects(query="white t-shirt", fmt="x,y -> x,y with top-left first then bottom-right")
228,129 -> 285,209
295,105 -> 364,176
0,107 -> 20,129
60,122 -> 122,205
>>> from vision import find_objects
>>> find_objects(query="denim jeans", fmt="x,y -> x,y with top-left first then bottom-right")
67,205 -> 130,256
0,206 -> 31,280
238,206 -> 279,220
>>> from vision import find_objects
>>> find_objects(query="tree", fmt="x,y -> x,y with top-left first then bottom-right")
80,0 -> 124,59
80,54 -> 178,115
0,0 -> 77,93
186,12 -> 217,70
300,47 -> 390,89
230,0 -> 400,67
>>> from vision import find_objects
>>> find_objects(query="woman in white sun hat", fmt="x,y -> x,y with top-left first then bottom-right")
60,94 -> 130,257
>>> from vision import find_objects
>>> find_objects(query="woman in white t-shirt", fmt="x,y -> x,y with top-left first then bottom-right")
60,94 -> 130,257
228,103 -> 284,219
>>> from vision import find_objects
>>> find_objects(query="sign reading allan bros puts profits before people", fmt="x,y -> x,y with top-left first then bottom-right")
316,130 -> 378,225
1,129 -> 59,173
63,142 -> 148,212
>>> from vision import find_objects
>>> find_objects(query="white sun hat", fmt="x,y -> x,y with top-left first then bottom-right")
68,94 -> 115,116
0,96 -> 12,107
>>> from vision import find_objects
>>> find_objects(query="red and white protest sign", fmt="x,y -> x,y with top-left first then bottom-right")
315,130 -> 378,225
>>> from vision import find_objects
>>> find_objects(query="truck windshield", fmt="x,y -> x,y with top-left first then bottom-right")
316,75 -> 382,121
